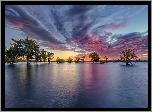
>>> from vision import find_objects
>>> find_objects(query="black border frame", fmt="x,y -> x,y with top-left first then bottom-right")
1,1 -> 151,111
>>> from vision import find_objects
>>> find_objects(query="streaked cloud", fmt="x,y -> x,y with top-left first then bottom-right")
5,5 -> 148,59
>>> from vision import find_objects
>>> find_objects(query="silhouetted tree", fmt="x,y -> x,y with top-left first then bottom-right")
12,36 -> 40,65
75,56 -> 85,63
6,36 -> 55,65
35,50 -> 41,63
40,49 -> 47,62
5,45 -> 19,64
80,56 -> 85,63
56,57 -> 64,63
89,52 -> 100,63
75,56 -> 80,63
47,52 -> 54,63
120,49 -> 138,65
104,56 -> 108,63
67,57 -> 73,63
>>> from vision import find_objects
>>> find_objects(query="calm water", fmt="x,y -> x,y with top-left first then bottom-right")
5,62 -> 148,108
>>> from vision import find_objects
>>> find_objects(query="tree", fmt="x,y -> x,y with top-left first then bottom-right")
89,52 -> 100,63
35,50 -> 41,62
104,56 -> 108,63
40,49 -> 47,62
75,56 -> 85,63
75,56 -> 80,63
11,38 -> 24,57
23,37 -> 40,64
80,56 -> 85,63
47,52 -> 54,60
6,36 -> 55,65
5,46 -> 7,55
56,57 -> 64,63
120,49 -> 138,65
100,56 -> 108,64
12,36 -> 40,65
47,52 -> 54,63
67,57 -> 73,63
5,45 -> 19,64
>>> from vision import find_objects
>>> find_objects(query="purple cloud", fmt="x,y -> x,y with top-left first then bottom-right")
5,5 -> 148,59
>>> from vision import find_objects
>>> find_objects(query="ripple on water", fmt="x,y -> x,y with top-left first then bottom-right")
5,62 -> 148,108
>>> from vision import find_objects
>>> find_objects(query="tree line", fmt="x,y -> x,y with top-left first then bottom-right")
5,36 -> 54,65
5,36 -> 138,66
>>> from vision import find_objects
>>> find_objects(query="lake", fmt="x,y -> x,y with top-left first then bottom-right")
5,62 -> 148,108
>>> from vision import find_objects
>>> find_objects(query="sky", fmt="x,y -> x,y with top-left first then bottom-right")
5,5 -> 148,61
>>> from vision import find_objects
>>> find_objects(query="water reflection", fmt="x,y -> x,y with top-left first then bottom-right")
5,62 -> 148,108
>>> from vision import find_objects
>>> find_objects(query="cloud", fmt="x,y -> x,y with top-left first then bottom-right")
128,5 -> 147,18
5,5 -> 148,59
5,5 -> 64,45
